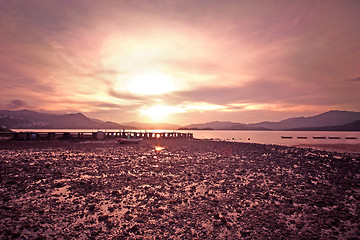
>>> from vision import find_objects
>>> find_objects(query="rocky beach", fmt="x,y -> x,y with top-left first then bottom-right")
0,139 -> 359,239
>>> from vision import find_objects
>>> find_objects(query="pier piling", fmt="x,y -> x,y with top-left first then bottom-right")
4,130 -> 193,141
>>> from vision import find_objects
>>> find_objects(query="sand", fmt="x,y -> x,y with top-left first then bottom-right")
0,139 -> 359,239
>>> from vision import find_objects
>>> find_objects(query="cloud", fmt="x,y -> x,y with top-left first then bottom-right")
6,100 -> 28,110
1,0 -> 360,124
345,77 -> 360,82
167,79 -> 316,105
107,89 -> 149,101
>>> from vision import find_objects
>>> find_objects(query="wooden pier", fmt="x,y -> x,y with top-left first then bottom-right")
1,131 -> 193,141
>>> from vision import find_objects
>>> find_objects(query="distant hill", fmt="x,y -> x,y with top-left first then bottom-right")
289,120 -> 360,131
2,109 -> 360,131
219,124 -> 270,130
181,121 -> 270,130
90,118 -> 136,129
178,127 -> 215,130
122,122 -> 181,130
247,110 -> 360,130
184,121 -> 240,130
182,110 -> 360,131
0,110 -> 134,129
0,126 -> 12,132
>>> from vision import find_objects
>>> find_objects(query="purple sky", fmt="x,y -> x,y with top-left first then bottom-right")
1,0 -> 359,124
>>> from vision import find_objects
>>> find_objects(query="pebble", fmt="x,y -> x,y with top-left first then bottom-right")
0,139 -> 359,239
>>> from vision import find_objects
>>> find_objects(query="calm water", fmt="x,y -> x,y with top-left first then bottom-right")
187,130 -> 360,146
13,129 -> 360,146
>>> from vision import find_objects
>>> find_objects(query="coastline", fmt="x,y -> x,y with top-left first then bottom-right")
0,139 -> 359,239
293,143 -> 360,153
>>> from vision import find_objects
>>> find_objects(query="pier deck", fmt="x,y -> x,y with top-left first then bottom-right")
0,131 -> 193,141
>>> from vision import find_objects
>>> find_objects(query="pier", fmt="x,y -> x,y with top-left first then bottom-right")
1,131 -> 193,141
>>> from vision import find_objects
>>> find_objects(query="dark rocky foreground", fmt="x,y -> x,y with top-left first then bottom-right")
0,139 -> 359,239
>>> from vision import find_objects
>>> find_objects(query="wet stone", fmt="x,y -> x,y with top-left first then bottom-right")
0,139 -> 359,239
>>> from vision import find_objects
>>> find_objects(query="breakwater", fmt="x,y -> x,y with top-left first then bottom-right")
0,131 -> 193,141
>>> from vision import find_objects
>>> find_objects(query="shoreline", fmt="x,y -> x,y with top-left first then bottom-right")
293,143 -> 360,153
2,137 -> 360,154
0,139 -> 359,239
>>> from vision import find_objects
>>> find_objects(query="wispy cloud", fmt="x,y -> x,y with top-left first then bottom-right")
345,77 -> 360,82
1,0 -> 359,123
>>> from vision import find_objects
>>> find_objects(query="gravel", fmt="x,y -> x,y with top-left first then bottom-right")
0,139 -> 359,239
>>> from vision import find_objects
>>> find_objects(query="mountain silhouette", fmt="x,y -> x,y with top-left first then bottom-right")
0,110 -> 134,129
181,110 -> 360,130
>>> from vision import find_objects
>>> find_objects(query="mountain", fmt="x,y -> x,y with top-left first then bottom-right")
247,110 -> 360,130
181,121 -> 270,130
184,121 -> 240,130
289,120 -> 360,131
0,109 -> 134,129
3,109 -> 359,131
0,126 -> 12,132
91,118 -> 136,129
178,127 -> 215,130
122,122 -> 181,130
181,110 -> 360,131
220,124 -> 270,130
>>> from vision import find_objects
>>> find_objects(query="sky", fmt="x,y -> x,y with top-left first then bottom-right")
1,0 -> 360,125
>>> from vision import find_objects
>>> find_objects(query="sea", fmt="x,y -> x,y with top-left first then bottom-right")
12,129 -> 360,147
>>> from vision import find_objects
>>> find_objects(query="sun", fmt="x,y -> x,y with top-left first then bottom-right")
127,72 -> 175,95
140,104 -> 184,121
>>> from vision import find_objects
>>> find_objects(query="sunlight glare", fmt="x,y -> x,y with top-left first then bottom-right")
140,105 -> 184,121
155,146 -> 165,151
127,72 -> 175,95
